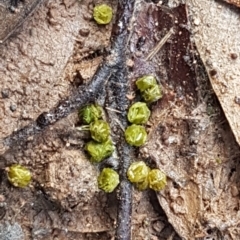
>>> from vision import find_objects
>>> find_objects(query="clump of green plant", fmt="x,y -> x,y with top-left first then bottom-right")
136,75 -> 162,103
78,104 -> 114,163
127,161 -> 150,190
142,85 -> 162,103
90,120 -> 110,143
79,104 -> 103,124
148,169 -> 167,191
127,102 -> 150,124
136,75 -> 157,91
93,4 -> 113,25
7,164 -> 31,188
78,104 -> 119,192
97,168 -> 120,192
78,73 -> 164,193
127,161 -> 149,183
125,124 -> 147,147
127,161 -> 167,191
85,139 -> 115,163
124,75 -> 163,147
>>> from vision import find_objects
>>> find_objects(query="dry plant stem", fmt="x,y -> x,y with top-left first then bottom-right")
4,64 -> 113,147
104,0 -> 136,239
115,145 -> 133,240
146,27 -> 174,61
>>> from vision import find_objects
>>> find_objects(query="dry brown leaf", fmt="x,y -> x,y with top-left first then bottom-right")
188,0 -> 240,146
223,0 -> 240,7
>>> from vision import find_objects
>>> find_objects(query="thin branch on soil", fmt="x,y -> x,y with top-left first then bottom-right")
105,65 -> 134,240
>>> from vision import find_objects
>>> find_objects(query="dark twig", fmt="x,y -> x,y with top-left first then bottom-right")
106,63 -> 133,240
4,64 -> 113,147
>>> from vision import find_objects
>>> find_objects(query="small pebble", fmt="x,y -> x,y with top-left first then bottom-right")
194,18 -> 201,25
235,96 -> 240,105
209,69 -> 217,77
79,28 -> 90,37
230,53 -> 238,60
1,89 -> 9,98
10,104 -> 17,112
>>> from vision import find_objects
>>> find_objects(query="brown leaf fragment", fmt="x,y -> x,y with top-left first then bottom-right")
187,0 -> 240,146
130,1 -> 240,240
77,57 -> 103,82
129,2 -> 200,239
223,0 -> 240,7
129,3 -> 198,103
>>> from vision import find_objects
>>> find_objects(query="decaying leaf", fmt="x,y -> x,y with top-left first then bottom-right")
223,0 -> 240,7
188,0 -> 240,146
129,1 -> 240,239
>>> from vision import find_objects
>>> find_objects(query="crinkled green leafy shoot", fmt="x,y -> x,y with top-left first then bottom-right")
93,4 -> 113,25
142,85 -> 162,103
85,139 -> 114,162
136,75 -> 157,92
127,102 -> 150,124
148,169 -> 167,191
127,161 -> 149,183
97,168 -> 120,192
7,164 -> 31,188
90,120 -> 110,143
79,104 -> 103,124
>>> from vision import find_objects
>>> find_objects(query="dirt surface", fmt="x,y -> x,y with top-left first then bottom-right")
0,0 -> 240,240
0,0 -> 43,43
0,0 -> 112,149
